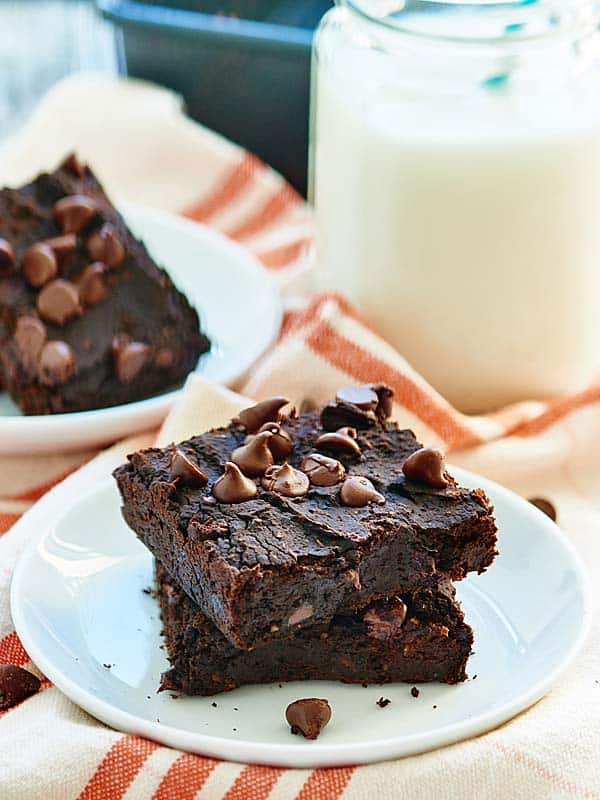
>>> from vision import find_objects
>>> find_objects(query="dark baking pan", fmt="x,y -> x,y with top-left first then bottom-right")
97,1 -> 334,195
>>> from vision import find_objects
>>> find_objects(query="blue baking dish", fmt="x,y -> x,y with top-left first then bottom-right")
97,1 -> 333,194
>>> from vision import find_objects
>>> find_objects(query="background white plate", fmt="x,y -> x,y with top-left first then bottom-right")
0,203 -> 282,454
11,467 -> 591,768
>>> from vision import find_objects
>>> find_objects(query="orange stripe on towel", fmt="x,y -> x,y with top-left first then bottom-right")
152,754 -> 218,800
225,185 -> 300,241
78,736 -> 160,800
295,767 -> 355,800
183,152 -> 263,223
221,765 -> 285,800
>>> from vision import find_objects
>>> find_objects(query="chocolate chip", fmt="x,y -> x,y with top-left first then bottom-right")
0,237 -> 16,276
376,697 -> 391,708
154,348 -> 176,369
76,262 -> 107,305
316,428 -> 361,457
234,396 -> 290,433
37,340 -> 76,386
288,603 -> 314,626
528,497 -> 557,522
60,152 -> 86,177
262,463 -> 309,497
336,385 -> 379,411
340,476 -> 385,507
86,223 -> 125,268
320,399 -> 378,431
112,336 -> 150,383
0,665 -> 41,711
411,687 -> 420,698
212,461 -> 258,503
22,243 -> 58,288
231,430 -> 275,477
300,453 -> 345,486
255,422 -> 293,460
369,382 -> 394,418
53,195 -> 97,234
42,233 -> 77,263
363,598 -> 407,640
14,316 -> 47,374
170,447 -> 208,488
36,279 -> 82,325
285,698 -> 331,740
402,447 -> 448,489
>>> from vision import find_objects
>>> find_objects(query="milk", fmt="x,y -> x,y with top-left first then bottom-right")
311,16 -> 600,412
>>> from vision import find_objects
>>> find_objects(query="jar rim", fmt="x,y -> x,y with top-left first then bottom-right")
340,0 -> 599,45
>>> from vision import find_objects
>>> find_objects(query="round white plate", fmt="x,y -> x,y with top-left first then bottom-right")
11,467 -> 590,767
0,203 -> 282,454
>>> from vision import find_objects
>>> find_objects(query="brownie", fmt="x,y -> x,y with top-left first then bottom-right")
114,390 -> 497,650
156,562 -> 474,695
0,154 -> 209,414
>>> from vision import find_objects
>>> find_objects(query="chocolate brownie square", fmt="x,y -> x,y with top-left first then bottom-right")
115,386 -> 497,649
0,154 -> 209,414
155,561 -> 474,696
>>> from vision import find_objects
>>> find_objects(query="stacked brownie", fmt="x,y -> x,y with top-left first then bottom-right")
0,155 -> 209,414
114,386 -> 498,696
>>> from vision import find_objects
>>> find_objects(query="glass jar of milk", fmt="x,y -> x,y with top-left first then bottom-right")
310,0 -> 600,412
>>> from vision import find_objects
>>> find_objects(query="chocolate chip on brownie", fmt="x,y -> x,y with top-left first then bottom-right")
402,447 -> 448,489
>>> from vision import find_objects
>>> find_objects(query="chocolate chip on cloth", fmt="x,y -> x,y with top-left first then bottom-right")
285,698 -> 332,740
37,341 -> 76,386
37,279 -> 82,325
316,427 -> 361,457
363,598 -> 407,640
22,243 -> 58,288
402,447 -> 449,489
0,237 -> 16,276
212,462 -> 258,503
53,194 -> 98,234
0,664 -> 41,711
86,222 -> 126,268
14,316 -> 47,374
112,335 -> 151,383
262,463 -> 309,497
231,430 -> 275,477
169,447 -> 208,488
233,396 -> 290,433
340,475 -> 385,507
300,453 -> 345,486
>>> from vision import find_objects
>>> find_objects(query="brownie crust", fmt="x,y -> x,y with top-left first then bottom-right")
115,408 -> 497,650
0,158 -> 209,414
156,562 -> 474,696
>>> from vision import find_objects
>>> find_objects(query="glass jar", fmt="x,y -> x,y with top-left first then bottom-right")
310,0 -> 600,413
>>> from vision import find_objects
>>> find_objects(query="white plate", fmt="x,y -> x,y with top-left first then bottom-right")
0,203 -> 282,454
11,467 -> 590,768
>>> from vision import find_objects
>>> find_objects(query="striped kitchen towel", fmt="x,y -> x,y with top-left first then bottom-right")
0,76 -> 599,799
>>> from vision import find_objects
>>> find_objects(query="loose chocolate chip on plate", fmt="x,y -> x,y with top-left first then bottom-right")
42,233 -> 77,263
340,476 -> 385,507
255,422 -> 293,460
528,497 -> 557,522
402,447 -> 448,489
86,223 -> 126,268
234,396 -> 290,433
170,447 -> 208,488
76,262 -> 107,305
286,698 -> 331,740
336,384 -> 379,411
300,453 -> 345,486
37,340 -> 76,386
22,243 -> 58,288
37,279 -> 82,325
316,428 -> 361,457
60,152 -> 86,178
53,195 -> 97,234
231,430 -> 275,477
262,463 -> 309,498
363,598 -> 407,640
111,335 -> 150,383
0,664 -> 41,711
0,238 -> 16,276
212,461 -> 258,503
14,316 -> 47,373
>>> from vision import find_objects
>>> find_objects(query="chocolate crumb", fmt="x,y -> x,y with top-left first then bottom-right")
376,697 -> 391,708
432,705 -> 437,709
142,587 -> 152,595
103,663 -> 111,669
472,674 -> 478,680
411,687 -> 420,698
211,702 -> 217,708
